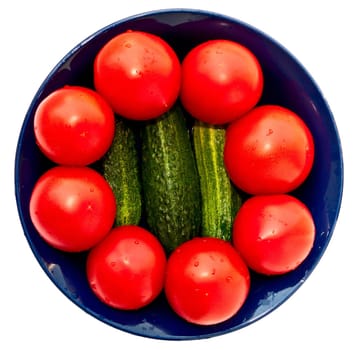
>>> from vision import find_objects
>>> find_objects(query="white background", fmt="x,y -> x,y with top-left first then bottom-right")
2,0 -> 356,348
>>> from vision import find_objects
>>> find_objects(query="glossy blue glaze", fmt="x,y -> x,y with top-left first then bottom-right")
14,8 -> 343,340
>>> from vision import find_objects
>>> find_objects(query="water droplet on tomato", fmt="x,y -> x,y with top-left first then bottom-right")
194,261 -> 199,267
226,276 -> 233,283
134,240 -> 139,245
266,128 -> 274,136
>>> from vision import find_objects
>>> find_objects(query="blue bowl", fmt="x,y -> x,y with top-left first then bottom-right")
15,9 -> 343,340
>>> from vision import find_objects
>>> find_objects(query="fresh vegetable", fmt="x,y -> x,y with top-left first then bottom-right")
102,118 -> 142,226
28,30 -> 319,323
165,237 -> 250,325
193,121 -> 242,241
141,104 -> 201,252
29,166 -> 116,252
94,30 -> 181,121
232,194 -> 315,275
33,86 -> 115,166
224,105 -> 315,195
180,39 -> 263,124
87,225 -> 167,310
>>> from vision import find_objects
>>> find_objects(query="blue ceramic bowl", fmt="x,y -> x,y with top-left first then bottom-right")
15,9 -> 343,340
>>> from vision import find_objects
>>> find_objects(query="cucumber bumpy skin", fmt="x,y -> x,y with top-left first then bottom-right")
141,104 -> 201,252
103,117 -> 142,226
193,120 -> 242,241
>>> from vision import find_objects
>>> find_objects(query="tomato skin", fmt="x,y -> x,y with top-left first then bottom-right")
86,225 -> 167,310
180,39 -> 263,125
232,194 -> 315,275
94,30 -> 181,120
165,237 -> 250,326
34,86 -> 115,166
224,105 -> 315,195
29,166 -> 116,252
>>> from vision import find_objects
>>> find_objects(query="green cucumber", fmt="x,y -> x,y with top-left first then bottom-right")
141,104 -> 201,252
103,117 -> 142,226
193,120 -> 242,241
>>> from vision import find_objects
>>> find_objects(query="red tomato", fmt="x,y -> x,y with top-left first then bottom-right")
29,166 -> 116,252
224,105 -> 315,195
232,194 -> 315,275
165,237 -> 250,326
180,39 -> 263,124
86,225 -> 167,310
34,86 -> 115,166
94,30 -> 181,120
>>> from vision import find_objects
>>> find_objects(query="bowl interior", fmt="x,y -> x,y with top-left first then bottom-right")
15,9 -> 343,340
